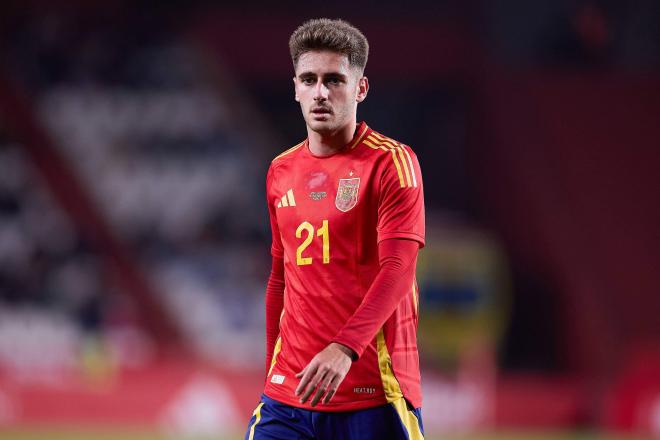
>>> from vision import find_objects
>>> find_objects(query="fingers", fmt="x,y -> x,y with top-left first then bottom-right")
294,364 -> 314,396
299,368 -> 327,404
322,375 -> 341,405
310,373 -> 334,407
294,345 -> 353,406
298,367 -> 346,406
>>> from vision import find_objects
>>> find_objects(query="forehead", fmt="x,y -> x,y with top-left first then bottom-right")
295,50 -> 352,76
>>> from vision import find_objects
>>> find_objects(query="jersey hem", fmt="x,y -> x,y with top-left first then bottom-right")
263,389 -> 389,413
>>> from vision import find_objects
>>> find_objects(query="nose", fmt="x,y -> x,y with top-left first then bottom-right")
313,82 -> 329,101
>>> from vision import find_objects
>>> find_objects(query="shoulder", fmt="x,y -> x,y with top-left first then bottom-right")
267,140 -> 305,191
362,129 -> 420,188
362,129 -> 419,163
271,140 -> 306,167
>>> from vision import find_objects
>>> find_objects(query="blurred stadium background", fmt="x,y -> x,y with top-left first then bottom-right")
0,0 -> 658,439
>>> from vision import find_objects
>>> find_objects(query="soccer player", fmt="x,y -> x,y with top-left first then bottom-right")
245,18 -> 425,440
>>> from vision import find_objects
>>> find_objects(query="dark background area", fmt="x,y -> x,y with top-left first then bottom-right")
0,0 -> 658,435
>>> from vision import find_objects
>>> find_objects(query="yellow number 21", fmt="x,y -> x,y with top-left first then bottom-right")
295,220 -> 330,266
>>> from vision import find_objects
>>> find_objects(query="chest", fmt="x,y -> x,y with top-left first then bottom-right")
270,156 -> 380,255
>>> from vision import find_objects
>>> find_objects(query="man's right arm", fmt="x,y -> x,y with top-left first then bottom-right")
265,255 -> 285,374
265,164 -> 285,375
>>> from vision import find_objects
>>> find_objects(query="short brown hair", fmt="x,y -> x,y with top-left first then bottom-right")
289,18 -> 369,72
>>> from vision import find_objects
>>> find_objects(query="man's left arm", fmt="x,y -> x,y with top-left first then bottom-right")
295,238 -> 419,406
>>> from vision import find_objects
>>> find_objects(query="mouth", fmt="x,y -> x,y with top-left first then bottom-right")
311,107 -> 332,115
311,107 -> 332,121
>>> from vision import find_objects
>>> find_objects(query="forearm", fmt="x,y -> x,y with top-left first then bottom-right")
265,256 -> 285,373
332,238 -> 418,359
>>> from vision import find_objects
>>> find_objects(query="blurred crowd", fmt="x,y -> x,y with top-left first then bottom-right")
0,10 -> 273,375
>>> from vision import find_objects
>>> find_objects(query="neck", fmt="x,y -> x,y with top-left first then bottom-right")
307,120 -> 357,156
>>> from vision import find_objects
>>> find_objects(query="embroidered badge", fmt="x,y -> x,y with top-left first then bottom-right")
335,178 -> 360,212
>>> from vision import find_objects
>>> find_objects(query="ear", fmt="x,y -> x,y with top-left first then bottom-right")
293,76 -> 299,102
356,76 -> 369,103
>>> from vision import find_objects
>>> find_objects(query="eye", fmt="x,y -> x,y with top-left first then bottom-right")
301,77 -> 315,85
326,77 -> 341,85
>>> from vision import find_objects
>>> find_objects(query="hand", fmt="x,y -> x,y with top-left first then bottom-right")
295,343 -> 354,407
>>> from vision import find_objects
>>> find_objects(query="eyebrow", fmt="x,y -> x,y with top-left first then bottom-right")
298,71 -> 347,79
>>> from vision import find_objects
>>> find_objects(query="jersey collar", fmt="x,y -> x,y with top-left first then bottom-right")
303,121 -> 371,158
348,121 -> 370,150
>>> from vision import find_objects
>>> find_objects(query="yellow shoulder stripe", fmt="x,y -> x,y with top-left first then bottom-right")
365,137 -> 405,187
273,141 -> 304,161
380,139 -> 412,187
370,133 -> 418,188
368,133 -> 411,186
368,134 -> 415,188
396,143 -> 418,187
364,138 -> 390,152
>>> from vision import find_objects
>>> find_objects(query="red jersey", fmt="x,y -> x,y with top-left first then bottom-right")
263,122 -> 425,411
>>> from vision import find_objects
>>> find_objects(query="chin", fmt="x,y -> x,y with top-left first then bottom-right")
307,119 -> 336,134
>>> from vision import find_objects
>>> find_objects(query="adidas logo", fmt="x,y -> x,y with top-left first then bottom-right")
276,189 -> 296,208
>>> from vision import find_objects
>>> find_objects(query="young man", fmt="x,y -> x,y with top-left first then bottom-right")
245,18 -> 425,440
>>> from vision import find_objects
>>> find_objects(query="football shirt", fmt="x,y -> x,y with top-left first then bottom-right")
263,122 -> 425,411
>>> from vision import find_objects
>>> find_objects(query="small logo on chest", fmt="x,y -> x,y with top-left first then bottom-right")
276,189 -> 296,208
309,191 -> 327,201
335,178 -> 360,212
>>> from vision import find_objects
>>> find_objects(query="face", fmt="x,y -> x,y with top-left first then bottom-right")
293,50 -> 369,135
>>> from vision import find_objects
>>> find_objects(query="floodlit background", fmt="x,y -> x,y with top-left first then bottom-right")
0,1 -> 658,439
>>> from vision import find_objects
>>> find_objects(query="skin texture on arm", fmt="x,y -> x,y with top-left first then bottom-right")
295,238 -> 419,406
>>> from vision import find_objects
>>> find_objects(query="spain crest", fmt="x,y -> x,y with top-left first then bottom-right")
335,178 -> 360,212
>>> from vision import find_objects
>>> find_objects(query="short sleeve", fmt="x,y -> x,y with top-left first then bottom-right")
266,165 -> 284,258
376,145 -> 425,247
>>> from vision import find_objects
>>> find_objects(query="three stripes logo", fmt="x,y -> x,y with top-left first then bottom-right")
276,189 -> 296,208
363,133 -> 418,189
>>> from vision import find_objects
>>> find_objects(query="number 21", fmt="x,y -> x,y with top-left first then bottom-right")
296,220 -> 330,265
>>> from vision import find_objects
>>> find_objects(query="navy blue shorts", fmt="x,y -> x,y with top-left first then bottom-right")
245,394 -> 424,440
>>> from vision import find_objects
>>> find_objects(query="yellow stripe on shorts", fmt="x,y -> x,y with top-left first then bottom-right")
247,402 -> 265,440
391,397 -> 424,440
